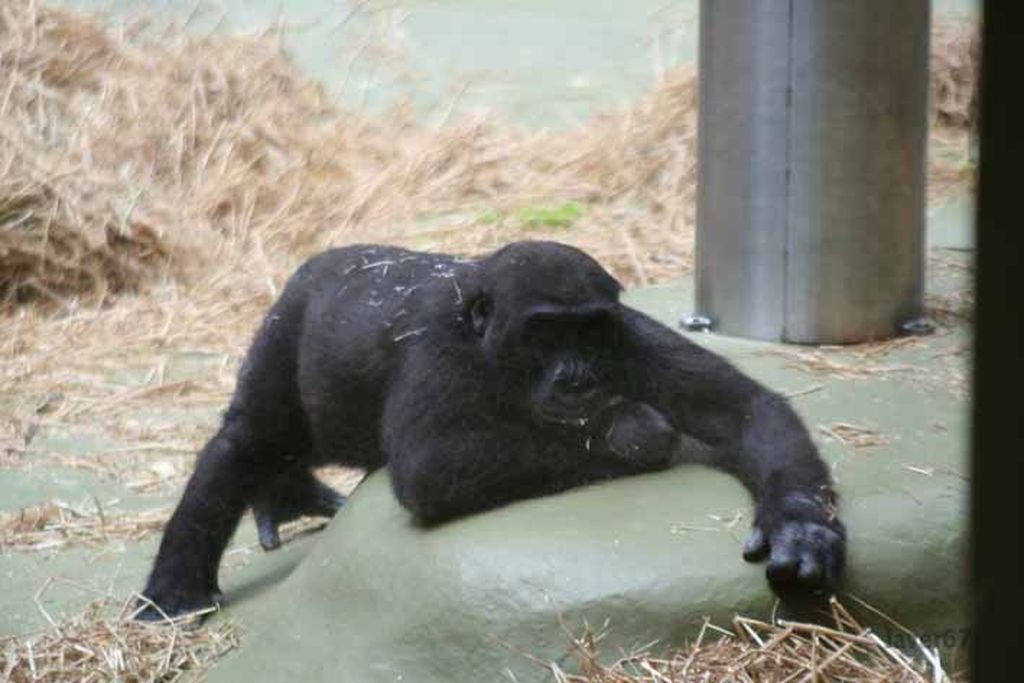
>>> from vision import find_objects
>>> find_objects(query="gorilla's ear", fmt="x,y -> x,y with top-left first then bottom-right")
470,296 -> 491,336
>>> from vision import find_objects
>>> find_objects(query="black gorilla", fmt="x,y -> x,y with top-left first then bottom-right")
138,241 -> 844,619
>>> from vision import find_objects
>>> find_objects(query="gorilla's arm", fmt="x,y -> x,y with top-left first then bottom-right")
619,308 -> 845,591
381,351 -> 653,525
386,427 -> 573,524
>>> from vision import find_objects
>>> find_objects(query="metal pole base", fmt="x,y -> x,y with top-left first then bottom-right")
900,317 -> 936,337
680,315 -> 714,332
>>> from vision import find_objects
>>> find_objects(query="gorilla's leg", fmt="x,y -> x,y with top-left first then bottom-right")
252,470 -> 346,551
137,421 -> 272,620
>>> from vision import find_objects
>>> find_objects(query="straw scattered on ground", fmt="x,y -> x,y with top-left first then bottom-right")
0,584 -> 240,682
773,349 -> 923,381
540,597 -> 962,683
927,289 -> 975,327
1,591 -> 962,683
0,463 -> 363,552
0,500 -> 169,552
818,422 -> 890,449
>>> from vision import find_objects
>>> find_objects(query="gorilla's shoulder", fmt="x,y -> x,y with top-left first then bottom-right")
300,244 -> 429,272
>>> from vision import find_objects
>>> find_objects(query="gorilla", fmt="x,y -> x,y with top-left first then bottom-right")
138,241 -> 844,619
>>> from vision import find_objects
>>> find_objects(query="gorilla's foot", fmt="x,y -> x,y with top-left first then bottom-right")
254,476 -> 347,551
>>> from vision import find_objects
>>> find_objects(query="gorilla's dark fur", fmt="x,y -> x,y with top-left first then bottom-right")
139,241 -> 844,619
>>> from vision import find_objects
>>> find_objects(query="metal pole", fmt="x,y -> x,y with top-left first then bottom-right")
693,0 -> 930,344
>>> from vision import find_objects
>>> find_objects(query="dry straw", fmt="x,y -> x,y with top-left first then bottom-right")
1,0 -> 977,309
818,422 -> 890,449
541,597 -> 961,683
2,590 -> 963,683
0,499 -> 169,552
0,0 -> 700,309
930,20 -> 980,130
0,463 -> 363,553
0,0 -> 704,437
0,583 -> 240,682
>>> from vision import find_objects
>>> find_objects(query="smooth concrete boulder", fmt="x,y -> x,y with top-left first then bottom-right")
209,276 -> 969,683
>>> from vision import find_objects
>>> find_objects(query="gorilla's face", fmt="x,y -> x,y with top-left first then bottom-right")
520,309 -> 620,425
470,295 -> 622,426
466,240 -> 625,426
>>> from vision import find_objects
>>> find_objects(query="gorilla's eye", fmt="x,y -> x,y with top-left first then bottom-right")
522,317 -> 565,349
522,312 -> 617,350
578,314 -> 617,348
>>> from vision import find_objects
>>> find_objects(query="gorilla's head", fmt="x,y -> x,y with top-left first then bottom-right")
466,241 -> 624,426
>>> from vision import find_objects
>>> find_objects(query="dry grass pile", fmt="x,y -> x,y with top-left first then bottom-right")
1,0 -> 979,310
930,20 -> 980,130
928,19 -> 980,204
0,0 -> 699,312
0,0 -> 701,435
0,0 -> 342,307
0,589 -> 240,682
545,598 -> 960,683
0,3 -> 167,306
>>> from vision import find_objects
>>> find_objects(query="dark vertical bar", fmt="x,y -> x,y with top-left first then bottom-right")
971,1 -> 1024,680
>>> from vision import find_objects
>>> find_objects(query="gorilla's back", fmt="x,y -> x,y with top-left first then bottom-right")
290,245 -> 469,469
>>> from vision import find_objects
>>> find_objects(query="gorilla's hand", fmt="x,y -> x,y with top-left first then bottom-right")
602,401 -> 676,468
742,491 -> 845,594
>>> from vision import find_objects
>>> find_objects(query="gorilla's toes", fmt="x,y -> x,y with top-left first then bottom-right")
255,507 -> 282,551
310,481 -> 347,517
253,478 -> 346,552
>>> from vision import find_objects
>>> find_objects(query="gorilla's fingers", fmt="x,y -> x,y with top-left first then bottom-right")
764,520 -> 844,593
816,524 -> 845,588
796,549 -> 824,584
602,401 -> 676,467
765,522 -> 802,586
824,541 -> 845,587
